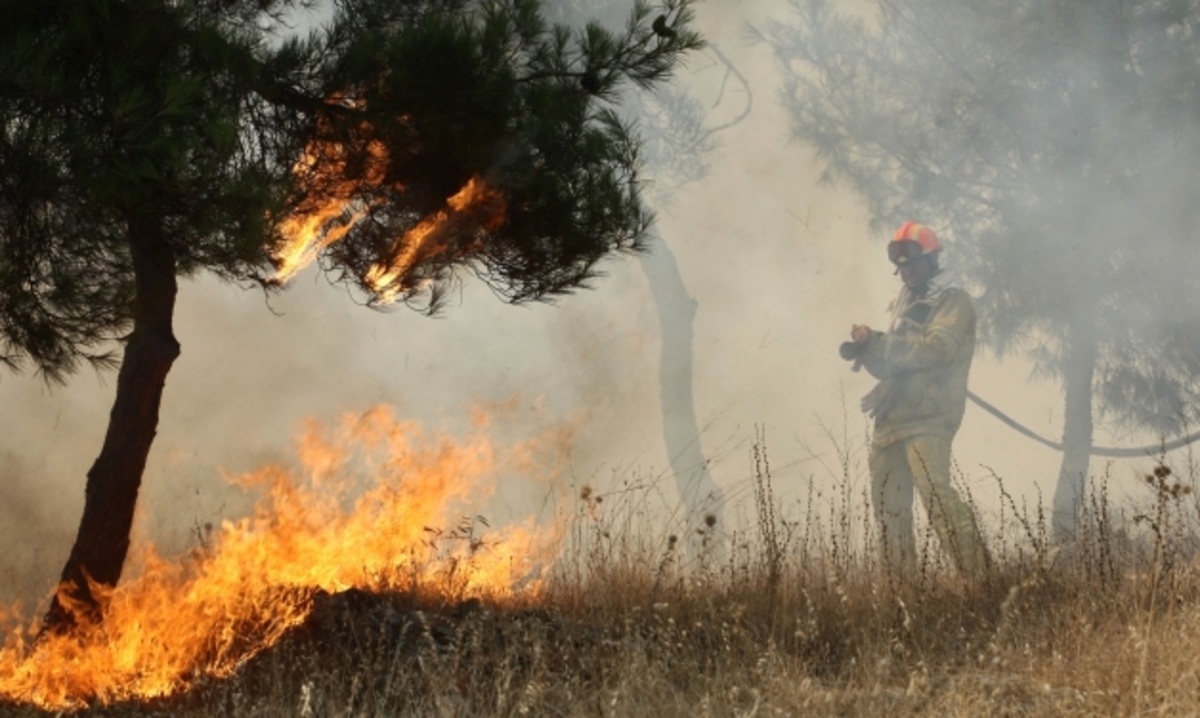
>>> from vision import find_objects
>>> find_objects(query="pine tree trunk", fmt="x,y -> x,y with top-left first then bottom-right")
639,233 -> 724,541
1052,319 -> 1097,542
44,216 -> 180,632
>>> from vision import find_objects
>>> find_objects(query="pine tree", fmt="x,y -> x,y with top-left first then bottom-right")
0,0 -> 701,629
549,0 -> 753,545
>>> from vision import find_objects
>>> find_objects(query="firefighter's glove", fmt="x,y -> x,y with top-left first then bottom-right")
859,382 -> 891,418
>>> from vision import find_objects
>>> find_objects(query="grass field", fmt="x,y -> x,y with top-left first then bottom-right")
4,438 -> 1200,717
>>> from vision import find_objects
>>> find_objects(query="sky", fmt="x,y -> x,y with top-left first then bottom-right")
0,0 -> 1170,606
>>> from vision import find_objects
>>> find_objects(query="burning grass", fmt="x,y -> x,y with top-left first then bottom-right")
0,406 -> 558,710
5,416 -> 1200,716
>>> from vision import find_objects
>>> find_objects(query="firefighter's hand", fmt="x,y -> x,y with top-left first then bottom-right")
850,324 -> 873,344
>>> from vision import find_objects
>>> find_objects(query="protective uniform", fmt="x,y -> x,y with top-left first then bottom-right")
855,228 -> 988,574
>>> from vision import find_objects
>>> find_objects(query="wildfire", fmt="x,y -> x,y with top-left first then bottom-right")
271,124 -> 507,300
0,406 -> 559,710
364,176 -> 507,304
272,137 -> 390,284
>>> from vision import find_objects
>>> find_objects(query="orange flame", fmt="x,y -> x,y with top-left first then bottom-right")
365,176 -> 508,305
0,406 -> 558,710
272,138 -> 390,284
271,123 -> 507,299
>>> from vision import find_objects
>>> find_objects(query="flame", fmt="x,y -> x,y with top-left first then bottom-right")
0,406 -> 559,710
365,176 -> 507,305
271,138 -> 390,284
271,115 -> 507,298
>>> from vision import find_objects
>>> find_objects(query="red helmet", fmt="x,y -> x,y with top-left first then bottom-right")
888,221 -> 942,265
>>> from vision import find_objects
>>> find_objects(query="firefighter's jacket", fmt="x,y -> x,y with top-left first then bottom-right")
858,284 -> 976,448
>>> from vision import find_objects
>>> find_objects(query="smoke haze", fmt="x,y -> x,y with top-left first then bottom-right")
0,0 -> 1173,606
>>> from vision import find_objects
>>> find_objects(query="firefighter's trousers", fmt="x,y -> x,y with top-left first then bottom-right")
869,434 -> 988,574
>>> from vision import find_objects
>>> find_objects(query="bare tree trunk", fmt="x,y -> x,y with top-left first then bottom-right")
1052,318 -> 1096,542
639,232 -> 724,547
44,216 -> 180,632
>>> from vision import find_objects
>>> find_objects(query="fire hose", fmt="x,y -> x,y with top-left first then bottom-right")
839,341 -> 1200,458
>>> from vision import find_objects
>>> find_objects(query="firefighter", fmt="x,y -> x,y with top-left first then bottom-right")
843,222 -> 988,574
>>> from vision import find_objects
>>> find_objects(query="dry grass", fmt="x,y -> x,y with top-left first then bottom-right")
9,440 -> 1200,717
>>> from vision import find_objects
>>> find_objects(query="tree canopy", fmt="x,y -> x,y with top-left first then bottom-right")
757,0 -> 1200,534
1,0 -> 701,378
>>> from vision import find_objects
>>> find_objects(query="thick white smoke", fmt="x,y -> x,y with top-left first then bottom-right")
3,0 -> 1160,607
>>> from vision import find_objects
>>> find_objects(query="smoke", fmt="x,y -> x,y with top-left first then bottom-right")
4,0 -> 1173,606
